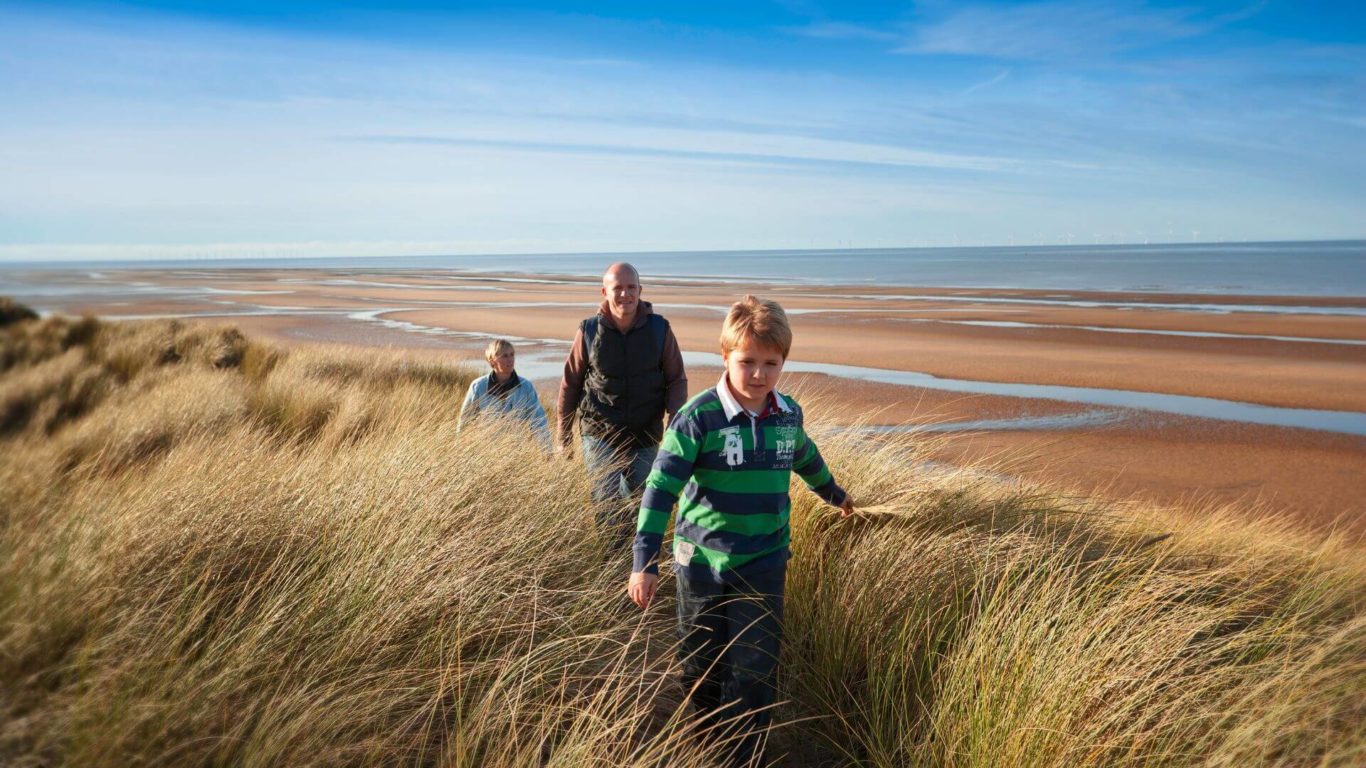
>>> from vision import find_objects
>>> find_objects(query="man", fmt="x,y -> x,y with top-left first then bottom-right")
558,262 -> 688,540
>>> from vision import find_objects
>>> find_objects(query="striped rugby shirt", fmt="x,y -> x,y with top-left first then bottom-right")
633,376 -> 847,583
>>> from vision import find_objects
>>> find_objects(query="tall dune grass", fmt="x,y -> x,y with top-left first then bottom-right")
2,305 -> 1362,767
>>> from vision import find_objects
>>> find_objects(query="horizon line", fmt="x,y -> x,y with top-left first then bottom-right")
3,237 -> 1364,266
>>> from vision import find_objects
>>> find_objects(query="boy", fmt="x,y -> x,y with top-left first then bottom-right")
627,295 -> 854,766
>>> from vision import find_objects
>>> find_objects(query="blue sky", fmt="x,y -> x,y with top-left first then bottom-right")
1,0 -> 1363,261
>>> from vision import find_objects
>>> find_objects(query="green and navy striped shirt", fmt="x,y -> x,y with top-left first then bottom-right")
633,377 -> 847,583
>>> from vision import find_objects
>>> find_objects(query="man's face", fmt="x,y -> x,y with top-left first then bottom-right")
601,268 -> 641,317
723,337 -> 786,409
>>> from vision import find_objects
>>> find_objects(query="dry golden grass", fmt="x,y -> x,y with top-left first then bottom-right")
0,298 -> 39,328
1,305 -> 1362,767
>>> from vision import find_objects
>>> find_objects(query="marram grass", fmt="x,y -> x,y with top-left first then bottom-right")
1,307 -> 1362,767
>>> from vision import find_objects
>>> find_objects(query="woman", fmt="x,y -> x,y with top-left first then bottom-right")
457,339 -> 551,450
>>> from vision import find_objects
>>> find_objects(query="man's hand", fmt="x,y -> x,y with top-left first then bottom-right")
839,495 -> 855,518
628,572 -> 659,609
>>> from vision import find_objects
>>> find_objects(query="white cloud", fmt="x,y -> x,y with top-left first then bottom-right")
785,21 -> 901,42
899,1 -> 1209,60
346,127 -> 1016,173
963,68 -> 1012,95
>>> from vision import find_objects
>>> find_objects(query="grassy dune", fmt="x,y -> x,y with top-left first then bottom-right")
1,305 -> 1362,767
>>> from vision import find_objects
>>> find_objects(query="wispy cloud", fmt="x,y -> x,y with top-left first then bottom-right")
898,1 -> 1230,61
785,21 -> 901,43
346,133 -> 1016,174
963,68 -> 1012,95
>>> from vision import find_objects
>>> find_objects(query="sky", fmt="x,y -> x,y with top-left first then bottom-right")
1,0 -> 1363,261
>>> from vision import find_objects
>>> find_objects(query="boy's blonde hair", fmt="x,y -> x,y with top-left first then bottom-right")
484,338 -> 514,363
720,295 -> 792,358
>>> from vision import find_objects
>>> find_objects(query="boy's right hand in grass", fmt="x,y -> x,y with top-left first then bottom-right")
628,572 -> 658,609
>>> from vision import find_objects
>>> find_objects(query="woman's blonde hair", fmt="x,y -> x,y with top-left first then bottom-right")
720,295 -> 792,358
484,338 -> 514,363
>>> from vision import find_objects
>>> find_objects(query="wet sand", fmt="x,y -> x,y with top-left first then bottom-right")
8,267 -> 1365,537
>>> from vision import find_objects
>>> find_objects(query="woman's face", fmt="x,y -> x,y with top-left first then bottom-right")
489,348 -> 515,377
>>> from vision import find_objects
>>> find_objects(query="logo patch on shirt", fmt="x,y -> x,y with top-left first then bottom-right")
719,426 -> 744,466
774,426 -> 798,467
675,539 -> 696,566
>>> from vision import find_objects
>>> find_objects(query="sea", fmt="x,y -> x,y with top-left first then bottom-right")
3,240 -> 1365,297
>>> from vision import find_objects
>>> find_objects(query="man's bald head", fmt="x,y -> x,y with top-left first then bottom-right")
602,262 -> 640,286
601,262 -> 642,327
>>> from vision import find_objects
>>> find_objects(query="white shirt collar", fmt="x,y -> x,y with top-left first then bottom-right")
716,374 -> 792,420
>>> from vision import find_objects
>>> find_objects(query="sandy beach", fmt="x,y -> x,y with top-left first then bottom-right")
9,266 -> 1365,536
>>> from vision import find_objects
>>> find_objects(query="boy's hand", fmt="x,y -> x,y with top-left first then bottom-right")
628,572 -> 659,609
839,495 -> 855,517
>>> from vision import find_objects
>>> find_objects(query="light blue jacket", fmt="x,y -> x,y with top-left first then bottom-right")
457,373 -> 552,450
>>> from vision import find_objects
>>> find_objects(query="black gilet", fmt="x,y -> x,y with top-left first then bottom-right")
577,313 -> 669,449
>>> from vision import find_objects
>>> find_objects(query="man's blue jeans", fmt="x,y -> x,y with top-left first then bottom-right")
581,434 -> 658,544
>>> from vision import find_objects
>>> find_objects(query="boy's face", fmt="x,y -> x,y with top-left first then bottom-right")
723,337 -> 786,410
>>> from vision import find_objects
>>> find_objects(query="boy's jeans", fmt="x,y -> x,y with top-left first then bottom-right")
675,564 -> 785,767
581,434 -> 657,543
